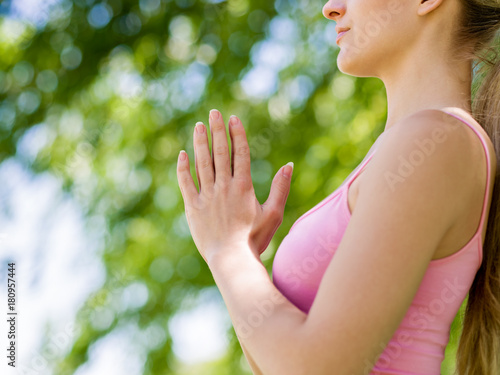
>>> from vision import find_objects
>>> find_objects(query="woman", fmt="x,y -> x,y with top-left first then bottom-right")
177,0 -> 500,374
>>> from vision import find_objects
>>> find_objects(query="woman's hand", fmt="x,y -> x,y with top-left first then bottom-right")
176,109 -> 294,263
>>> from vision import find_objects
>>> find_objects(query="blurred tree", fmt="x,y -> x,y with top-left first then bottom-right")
0,0 -> 464,373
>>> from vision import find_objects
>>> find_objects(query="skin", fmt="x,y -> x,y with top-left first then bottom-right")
176,0 -> 497,374
327,0 -> 473,130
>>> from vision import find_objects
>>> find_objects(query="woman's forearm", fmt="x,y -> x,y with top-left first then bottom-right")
207,248 -> 308,375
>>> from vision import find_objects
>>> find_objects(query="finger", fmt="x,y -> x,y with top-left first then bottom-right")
209,109 -> 231,183
230,122 -> 235,176
194,126 -> 201,192
228,115 -> 252,181
177,150 -> 198,204
262,163 -> 294,218
194,121 -> 214,191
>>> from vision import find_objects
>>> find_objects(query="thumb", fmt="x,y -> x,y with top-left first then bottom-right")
262,162 -> 294,217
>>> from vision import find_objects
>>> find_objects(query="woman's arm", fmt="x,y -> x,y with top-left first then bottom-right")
210,113 -> 476,374
179,110 -> 475,374
207,248 -> 308,374
241,342 -> 264,375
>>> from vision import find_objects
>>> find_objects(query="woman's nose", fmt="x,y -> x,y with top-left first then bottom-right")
322,1 -> 345,20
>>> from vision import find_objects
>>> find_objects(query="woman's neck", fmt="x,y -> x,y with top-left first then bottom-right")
381,54 -> 472,131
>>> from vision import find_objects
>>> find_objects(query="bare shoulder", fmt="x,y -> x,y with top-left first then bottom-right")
438,106 -> 497,173
394,108 -> 495,190
395,108 -> 496,170
388,108 -> 486,148
361,109 -> 486,227
378,108 -> 492,182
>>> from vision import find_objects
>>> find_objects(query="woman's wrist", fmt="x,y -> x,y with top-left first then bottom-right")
206,243 -> 264,273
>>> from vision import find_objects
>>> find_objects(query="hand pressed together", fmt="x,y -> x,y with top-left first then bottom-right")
176,109 -> 294,263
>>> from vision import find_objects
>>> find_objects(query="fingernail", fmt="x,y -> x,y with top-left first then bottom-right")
282,162 -> 294,178
179,150 -> 187,161
210,109 -> 220,121
229,115 -> 238,127
195,121 -> 205,134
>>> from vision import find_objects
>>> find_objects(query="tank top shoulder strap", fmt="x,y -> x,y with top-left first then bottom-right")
439,109 -> 493,252
343,151 -> 377,191
342,134 -> 386,191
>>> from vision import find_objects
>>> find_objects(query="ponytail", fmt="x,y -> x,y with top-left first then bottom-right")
454,5 -> 500,373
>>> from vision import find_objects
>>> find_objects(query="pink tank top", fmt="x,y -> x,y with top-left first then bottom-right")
272,111 -> 493,374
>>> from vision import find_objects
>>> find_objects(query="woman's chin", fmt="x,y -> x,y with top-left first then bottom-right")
336,51 -> 358,76
336,51 -> 373,77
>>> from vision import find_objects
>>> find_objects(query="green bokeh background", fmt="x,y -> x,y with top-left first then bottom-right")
0,0 -> 466,373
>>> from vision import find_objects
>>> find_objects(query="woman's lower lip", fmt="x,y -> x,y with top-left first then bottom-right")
336,31 -> 348,44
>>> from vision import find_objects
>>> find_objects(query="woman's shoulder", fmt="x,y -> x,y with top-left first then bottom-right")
380,108 -> 480,158
396,107 -> 495,158
438,106 -> 497,170
360,108 -> 489,223
391,107 -> 496,178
